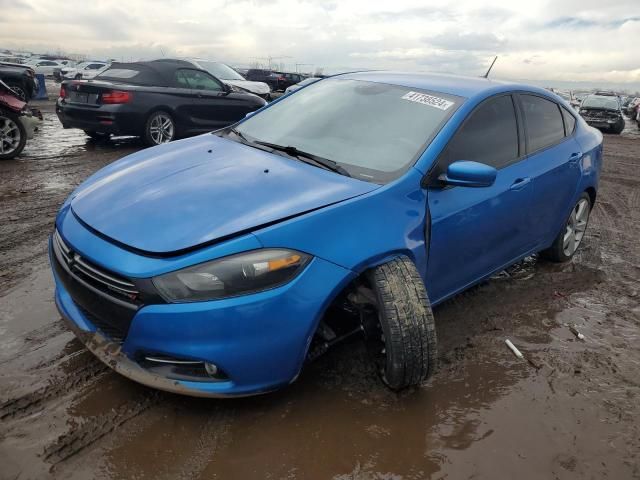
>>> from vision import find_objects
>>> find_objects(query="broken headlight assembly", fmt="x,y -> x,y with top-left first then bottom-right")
152,249 -> 312,302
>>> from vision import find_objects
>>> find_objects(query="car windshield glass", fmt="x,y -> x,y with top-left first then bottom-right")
197,61 -> 244,80
234,78 -> 461,183
582,96 -> 618,110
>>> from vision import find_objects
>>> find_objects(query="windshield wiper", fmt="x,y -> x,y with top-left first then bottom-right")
225,127 -> 274,153
252,140 -> 351,177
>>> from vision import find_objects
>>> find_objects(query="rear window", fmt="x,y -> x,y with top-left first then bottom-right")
99,68 -> 140,79
521,94 -> 565,152
97,66 -> 164,86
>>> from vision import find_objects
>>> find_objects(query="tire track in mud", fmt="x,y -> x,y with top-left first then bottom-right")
173,406 -> 235,480
44,390 -> 161,466
0,356 -> 108,421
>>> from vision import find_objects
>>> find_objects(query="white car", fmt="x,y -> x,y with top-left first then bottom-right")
61,61 -> 109,80
284,77 -> 322,94
154,58 -> 272,100
26,60 -> 65,76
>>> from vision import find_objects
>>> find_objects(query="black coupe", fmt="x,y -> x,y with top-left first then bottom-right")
56,61 -> 266,146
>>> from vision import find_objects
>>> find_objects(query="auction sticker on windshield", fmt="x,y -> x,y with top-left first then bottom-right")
402,91 -> 454,110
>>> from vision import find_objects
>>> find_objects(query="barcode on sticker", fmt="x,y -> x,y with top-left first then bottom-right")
402,91 -> 454,110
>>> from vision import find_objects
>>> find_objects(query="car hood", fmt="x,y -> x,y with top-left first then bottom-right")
225,79 -> 270,95
70,134 -> 378,254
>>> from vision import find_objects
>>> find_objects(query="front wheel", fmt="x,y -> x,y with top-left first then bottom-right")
541,192 -> 591,262
361,256 -> 437,390
0,109 -> 27,160
143,111 -> 175,146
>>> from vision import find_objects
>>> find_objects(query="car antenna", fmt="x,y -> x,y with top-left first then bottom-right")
483,56 -> 498,78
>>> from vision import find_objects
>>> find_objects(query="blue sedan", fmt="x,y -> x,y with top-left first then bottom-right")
49,72 -> 603,397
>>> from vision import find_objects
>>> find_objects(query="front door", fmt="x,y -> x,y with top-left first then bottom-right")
426,94 -> 535,304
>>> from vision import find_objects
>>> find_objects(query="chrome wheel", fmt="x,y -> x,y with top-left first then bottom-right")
148,113 -> 174,144
563,198 -> 590,256
0,116 -> 22,156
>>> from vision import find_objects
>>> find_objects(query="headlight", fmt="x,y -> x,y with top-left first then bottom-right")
152,249 -> 312,303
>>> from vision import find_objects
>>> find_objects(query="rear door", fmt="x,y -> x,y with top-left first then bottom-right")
426,94 -> 535,303
517,93 -> 584,247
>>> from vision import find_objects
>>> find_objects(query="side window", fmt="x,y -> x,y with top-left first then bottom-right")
561,107 -> 576,136
521,94 -> 565,152
87,63 -> 103,70
178,69 -> 223,92
438,95 -> 519,170
175,70 -> 190,88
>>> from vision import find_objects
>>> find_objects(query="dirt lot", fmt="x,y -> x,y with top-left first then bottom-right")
1,95 -> 639,480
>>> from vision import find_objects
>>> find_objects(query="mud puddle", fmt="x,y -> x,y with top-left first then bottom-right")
1,98 -> 639,479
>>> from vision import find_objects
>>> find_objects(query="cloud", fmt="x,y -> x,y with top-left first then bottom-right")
422,32 -> 506,51
545,15 -> 640,29
0,0 -> 638,90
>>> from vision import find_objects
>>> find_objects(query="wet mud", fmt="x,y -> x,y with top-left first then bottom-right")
0,98 -> 639,479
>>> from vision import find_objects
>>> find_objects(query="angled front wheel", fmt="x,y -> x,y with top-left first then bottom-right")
361,256 -> 437,390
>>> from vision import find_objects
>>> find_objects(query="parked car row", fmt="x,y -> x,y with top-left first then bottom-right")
57,61 -> 110,81
0,79 -> 42,159
245,69 -> 308,91
56,60 -> 267,145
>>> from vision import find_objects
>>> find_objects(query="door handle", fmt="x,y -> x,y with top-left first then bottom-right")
510,177 -> 531,190
568,152 -> 582,163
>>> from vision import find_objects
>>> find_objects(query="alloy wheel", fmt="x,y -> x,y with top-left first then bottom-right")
563,198 -> 590,256
149,114 -> 174,145
0,116 -> 22,156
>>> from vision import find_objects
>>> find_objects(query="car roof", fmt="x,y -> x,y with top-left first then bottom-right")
99,60 -> 209,87
334,71 -> 531,99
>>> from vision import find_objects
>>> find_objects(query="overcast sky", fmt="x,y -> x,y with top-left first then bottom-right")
1,0 -> 639,89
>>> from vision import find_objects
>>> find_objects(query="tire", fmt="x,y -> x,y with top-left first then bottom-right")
143,110 -> 175,146
541,192 -> 591,262
0,109 -> 27,160
363,256 -> 437,390
84,130 -> 110,140
6,82 -> 27,102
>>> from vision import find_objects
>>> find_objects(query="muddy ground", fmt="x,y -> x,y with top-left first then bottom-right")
0,93 -> 639,480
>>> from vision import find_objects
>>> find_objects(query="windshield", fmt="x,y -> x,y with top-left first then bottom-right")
234,78 -> 461,183
197,61 -> 244,81
582,96 -> 619,110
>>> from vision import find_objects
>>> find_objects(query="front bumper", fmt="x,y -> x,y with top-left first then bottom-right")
50,224 -> 354,397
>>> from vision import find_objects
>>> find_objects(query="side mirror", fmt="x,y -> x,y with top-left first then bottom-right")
439,160 -> 497,188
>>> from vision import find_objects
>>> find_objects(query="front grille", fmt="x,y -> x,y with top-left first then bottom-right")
53,230 -> 140,303
52,229 -> 140,343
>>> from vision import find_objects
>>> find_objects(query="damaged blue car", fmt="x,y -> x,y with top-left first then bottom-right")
50,72 -> 602,397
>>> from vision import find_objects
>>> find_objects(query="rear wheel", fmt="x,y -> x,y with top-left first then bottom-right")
143,111 -> 175,146
0,109 -> 27,160
361,256 -> 437,390
541,193 -> 591,262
